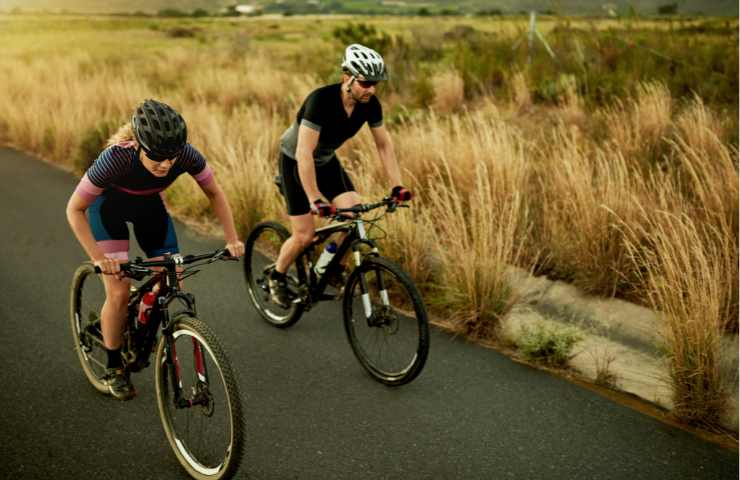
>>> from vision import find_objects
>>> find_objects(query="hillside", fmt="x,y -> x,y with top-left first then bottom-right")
0,0 -> 737,16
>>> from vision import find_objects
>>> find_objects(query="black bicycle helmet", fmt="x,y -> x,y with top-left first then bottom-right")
131,99 -> 187,160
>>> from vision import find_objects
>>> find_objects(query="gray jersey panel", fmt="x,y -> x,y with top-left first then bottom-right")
279,120 -> 337,166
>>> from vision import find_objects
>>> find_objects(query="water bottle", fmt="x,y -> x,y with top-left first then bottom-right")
137,291 -> 156,328
314,241 -> 337,277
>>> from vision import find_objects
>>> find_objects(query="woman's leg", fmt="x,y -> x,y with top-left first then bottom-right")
100,273 -> 131,350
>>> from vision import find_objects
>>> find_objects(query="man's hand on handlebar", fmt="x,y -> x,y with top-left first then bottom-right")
390,186 -> 413,203
311,198 -> 336,218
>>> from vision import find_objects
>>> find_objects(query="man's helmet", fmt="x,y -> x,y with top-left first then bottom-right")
131,99 -> 187,160
341,43 -> 388,81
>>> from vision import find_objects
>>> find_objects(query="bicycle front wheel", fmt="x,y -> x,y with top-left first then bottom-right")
69,263 -> 109,393
243,221 -> 305,328
343,256 -> 429,386
155,315 -> 245,480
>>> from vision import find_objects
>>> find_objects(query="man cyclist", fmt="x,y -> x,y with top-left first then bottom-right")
66,99 -> 244,400
269,43 -> 413,307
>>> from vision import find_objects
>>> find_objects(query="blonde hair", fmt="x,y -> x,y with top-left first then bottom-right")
105,122 -> 139,148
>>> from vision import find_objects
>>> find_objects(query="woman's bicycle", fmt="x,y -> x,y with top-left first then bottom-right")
244,197 -> 429,386
69,249 -> 244,480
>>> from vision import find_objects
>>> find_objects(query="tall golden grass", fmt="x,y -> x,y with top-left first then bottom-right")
2,17 -> 737,425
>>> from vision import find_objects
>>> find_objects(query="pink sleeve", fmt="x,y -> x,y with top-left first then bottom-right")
74,174 -> 104,204
193,165 -> 215,188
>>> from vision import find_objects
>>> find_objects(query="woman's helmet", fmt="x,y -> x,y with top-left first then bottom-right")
341,43 -> 388,81
131,99 -> 187,160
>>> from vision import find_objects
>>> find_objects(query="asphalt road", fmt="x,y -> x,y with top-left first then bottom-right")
0,147 -> 736,480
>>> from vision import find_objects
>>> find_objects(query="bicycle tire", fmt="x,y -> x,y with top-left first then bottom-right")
155,315 -> 245,480
343,256 -> 429,386
69,263 -> 109,394
243,221 -> 305,328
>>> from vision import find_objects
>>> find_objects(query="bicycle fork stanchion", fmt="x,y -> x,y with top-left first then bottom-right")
194,339 -> 207,383
352,221 -> 373,320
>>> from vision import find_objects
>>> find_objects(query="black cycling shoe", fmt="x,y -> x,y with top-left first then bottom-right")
103,367 -> 136,401
268,271 -> 294,309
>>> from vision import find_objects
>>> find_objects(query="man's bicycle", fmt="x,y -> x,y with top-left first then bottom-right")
243,197 -> 429,386
69,250 -> 244,480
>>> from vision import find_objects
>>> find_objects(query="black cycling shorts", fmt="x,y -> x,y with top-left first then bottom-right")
278,152 -> 356,216
88,189 -> 179,260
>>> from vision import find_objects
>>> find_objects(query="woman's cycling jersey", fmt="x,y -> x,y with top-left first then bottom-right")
280,83 -> 383,166
73,142 -> 214,260
74,142 -> 214,202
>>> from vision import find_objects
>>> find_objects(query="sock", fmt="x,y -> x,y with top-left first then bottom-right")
270,269 -> 286,281
106,347 -> 123,369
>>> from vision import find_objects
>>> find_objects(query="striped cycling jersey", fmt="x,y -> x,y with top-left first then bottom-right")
74,142 -> 214,203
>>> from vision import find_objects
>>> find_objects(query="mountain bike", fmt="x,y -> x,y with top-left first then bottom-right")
69,250 -> 244,480
244,197 -> 429,386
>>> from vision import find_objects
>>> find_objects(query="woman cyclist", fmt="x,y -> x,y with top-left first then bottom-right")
66,99 -> 244,400
269,43 -> 413,308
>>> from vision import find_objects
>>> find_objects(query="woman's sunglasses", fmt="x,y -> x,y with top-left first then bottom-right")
139,146 -> 180,162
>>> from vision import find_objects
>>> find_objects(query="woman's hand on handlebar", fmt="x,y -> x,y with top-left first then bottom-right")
93,257 -> 124,278
225,239 -> 245,258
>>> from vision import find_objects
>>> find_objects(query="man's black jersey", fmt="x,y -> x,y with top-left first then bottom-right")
280,83 -> 383,166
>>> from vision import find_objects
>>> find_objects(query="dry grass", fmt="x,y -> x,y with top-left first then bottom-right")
1,15 -> 737,426
535,127 -> 648,296
431,69 -> 465,114
623,210 -> 735,424
600,82 -> 674,167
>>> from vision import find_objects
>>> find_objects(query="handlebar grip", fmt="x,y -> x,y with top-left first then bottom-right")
93,263 -> 131,275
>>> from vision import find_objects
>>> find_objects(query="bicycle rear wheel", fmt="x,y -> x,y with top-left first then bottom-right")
69,263 -> 109,393
243,221 -> 305,328
343,256 -> 430,386
155,315 -> 245,480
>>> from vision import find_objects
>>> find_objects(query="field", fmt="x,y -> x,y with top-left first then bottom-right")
1,13 -> 737,426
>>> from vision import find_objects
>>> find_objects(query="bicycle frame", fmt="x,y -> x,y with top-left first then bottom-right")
123,254 -> 215,410
294,215 -> 381,309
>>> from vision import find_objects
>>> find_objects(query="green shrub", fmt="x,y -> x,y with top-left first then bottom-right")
516,322 -> 583,367
332,23 -> 394,55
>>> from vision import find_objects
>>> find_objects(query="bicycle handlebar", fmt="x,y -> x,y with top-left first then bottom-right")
93,249 -> 236,276
317,196 -> 409,220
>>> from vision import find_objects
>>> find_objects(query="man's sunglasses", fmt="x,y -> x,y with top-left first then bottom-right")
355,78 -> 378,88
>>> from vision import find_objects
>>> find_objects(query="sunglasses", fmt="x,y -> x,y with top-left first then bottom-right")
140,147 -> 179,162
355,78 -> 378,88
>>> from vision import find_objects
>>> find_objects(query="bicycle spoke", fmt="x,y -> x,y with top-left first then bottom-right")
244,222 -> 305,328
156,317 -> 243,479
70,265 -> 109,391
343,257 -> 429,385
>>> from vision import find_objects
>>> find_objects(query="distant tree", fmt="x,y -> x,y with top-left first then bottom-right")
222,5 -> 240,17
657,3 -> 679,15
192,8 -> 209,17
158,8 -> 187,17
440,8 -> 460,16
475,8 -> 503,16
417,7 -> 431,16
